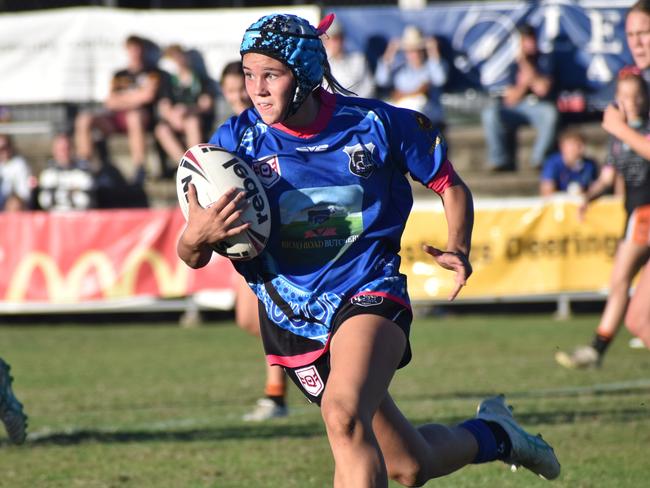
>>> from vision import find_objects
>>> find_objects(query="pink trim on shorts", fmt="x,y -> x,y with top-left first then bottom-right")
266,347 -> 328,368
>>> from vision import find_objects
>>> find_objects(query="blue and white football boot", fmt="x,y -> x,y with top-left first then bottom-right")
0,359 -> 28,444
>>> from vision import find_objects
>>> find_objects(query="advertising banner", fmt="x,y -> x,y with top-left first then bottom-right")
0,199 -> 625,312
0,6 -> 319,104
0,209 -> 235,309
402,196 -> 624,301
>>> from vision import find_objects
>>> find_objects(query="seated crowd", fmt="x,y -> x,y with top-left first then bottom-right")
0,20 -> 627,212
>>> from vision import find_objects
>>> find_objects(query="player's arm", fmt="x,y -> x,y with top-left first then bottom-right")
422,162 -> 474,301
177,184 -> 250,269
540,179 -> 557,196
602,103 -> 650,160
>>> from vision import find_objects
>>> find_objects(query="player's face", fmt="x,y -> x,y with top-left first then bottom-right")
221,73 -> 252,116
626,11 -> 650,70
616,77 -> 647,119
559,137 -> 583,166
243,53 -> 295,125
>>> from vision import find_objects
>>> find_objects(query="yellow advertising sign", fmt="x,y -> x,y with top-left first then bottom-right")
402,196 -> 624,301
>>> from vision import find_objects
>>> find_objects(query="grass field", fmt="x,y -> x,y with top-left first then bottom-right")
1,313 -> 649,487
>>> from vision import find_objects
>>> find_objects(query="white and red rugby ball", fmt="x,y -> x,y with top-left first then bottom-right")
176,143 -> 271,261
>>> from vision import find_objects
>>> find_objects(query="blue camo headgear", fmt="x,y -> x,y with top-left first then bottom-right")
240,14 -> 329,119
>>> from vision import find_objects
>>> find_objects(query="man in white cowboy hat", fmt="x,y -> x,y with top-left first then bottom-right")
322,16 -> 375,98
375,24 -> 449,130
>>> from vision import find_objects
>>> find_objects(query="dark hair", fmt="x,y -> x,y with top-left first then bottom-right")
0,133 -> 14,150
616,66 -> 649,115
517,23 -> 536,38
220,61 -> 244,83
558,127 -> 585,144
323,60 -> 356,97
628,0 -> 650,16
125,35 -> 146,48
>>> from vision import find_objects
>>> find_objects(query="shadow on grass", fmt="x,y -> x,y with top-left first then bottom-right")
8,402 -> 647,448
9,421 -> 326,447
412,405 -> 650,429
400,379 -> 650,404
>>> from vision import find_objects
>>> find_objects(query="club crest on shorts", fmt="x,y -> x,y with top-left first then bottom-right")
343,143 -> 376,178
252,154 -> 281,188
351,294 -> 384,307
295,365 -> 324,397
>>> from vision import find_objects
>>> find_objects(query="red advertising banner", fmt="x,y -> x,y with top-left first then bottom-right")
0,209 -> 236,306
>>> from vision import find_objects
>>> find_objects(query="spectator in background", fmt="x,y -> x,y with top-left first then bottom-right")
74,35 -> 170,184
375,25 -> 448,131
539,128 -> 599,196
220,61 -> 253,120
322,17 -> 375,98
155,44 -> 216,170
38,132 -> 96,211
0,134 -> 32,211
216,59 -> 288,421
481,24 -> 559,171
555,67 -> 650,368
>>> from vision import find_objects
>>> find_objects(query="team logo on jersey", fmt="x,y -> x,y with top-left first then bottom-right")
252,154 -> 281,188
295,365 -> 324,397
296,144 -> 329,153
351,294 -> 384,307
343,142 -> 376,178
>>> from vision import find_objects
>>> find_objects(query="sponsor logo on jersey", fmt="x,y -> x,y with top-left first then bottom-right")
343,142 -> 376,178
351,294 -> 384,307
296,144 -> 329,152
252,154 -> 281,188
295,365 -> 324,397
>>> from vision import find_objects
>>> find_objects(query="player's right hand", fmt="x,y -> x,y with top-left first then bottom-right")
185,183 -> 250,247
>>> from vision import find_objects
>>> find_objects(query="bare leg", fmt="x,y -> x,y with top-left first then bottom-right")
372,395 -> 477,486
595,241 -> 649,338
322,314 -> 479,487
322,315 -> 401,487
74,111 -> 95,160
125,109 -> 148,166
183,114 -> 203,148
154,122 -> 185,163
625,257 -> 650,346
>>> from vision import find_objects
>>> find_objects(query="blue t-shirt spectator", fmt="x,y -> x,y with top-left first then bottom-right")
540,152 -> 599,194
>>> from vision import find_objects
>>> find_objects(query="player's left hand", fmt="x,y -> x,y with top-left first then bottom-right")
602,103 -> 626,136
422,245 -> 472,301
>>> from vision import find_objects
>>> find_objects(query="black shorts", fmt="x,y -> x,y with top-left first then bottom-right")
272,296 -> 413,405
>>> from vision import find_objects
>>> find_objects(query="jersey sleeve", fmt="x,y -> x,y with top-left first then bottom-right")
208,116 -> 240,152
386,108 -> 448,187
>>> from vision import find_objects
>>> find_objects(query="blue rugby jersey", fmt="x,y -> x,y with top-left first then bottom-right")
209,89 -> 448,367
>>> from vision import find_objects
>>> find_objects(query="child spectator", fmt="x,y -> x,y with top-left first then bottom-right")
540,128 -> 599,196
38,132 -> 96,211
155,44 -> 216,169
74,35 -> 170,184
219,61 -> 253,120
0,134 -> 32,211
